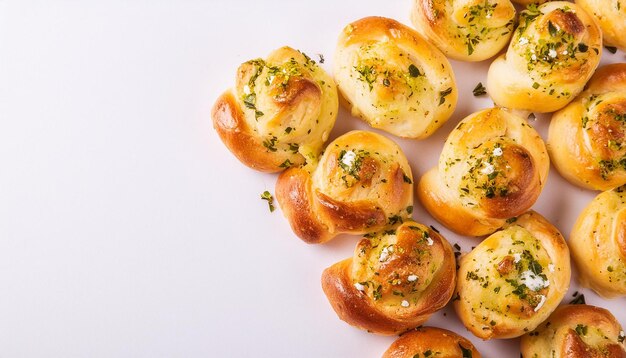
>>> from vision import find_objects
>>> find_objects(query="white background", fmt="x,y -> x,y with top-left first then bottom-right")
1,0 -> 624,357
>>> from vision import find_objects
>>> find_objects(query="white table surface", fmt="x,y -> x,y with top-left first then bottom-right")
1,0 -> 624,357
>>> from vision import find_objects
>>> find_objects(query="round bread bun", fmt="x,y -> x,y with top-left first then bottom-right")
212,46 -> 338,172
334,16 -> 457,139
548,64 -> 626,191
276,130 -> 414,244
382,327 -> 481,358
487,1 -> 602,113
576,0 -> 626,51
322,221 -> 456,335
417,107 -> 549,236
454,211 -> 571,340
520,304 -> 626,357
569,185 -> 626,298
410,0 -> 516,61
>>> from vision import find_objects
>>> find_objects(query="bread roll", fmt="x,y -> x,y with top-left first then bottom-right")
410,0 -> 516,61
548,64 -> 626,191
570,186 -> 626,298
334,16 -> 457,139
276,130 -> 414,244
521,304 -> 626,357
322,221 -> 456,335
487,1 -> 602,113
382,327 -> 481,358
576,0 -> 626,51
417,108 -> 549,236
454,211 -> 571,339
212,46 -> 338,172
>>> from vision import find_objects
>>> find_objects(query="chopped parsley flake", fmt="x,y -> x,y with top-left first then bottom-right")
473,82 -> 487,96
260,191 -> 275,212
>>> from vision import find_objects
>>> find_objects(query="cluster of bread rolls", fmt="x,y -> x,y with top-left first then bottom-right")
212,2 -> 626,356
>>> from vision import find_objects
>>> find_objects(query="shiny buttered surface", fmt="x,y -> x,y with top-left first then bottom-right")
454,211 -> 571,340
570,186 -> 626,298
576,0 -> 626,51
520,305 -> 626,358
322,221 -> 456,335
410,0 -> 516,61
212,46 -> 338,172
549,64 -> 626,191
417,108 -> 549,236
334,16 -> 457,139
382,327 -> 481,358
275,130 -> 413,244
487,1 -> 602,113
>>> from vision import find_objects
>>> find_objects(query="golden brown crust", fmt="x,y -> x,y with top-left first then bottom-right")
417,108 -> 549,236
576,0 -> 626,51
322,221 -> 456,335
521,305 -> 626,358
334,16 -> 456,139
487,1 -> 602,113
274,167 -> 330,244
411,0 -> 516,61
454,211 -> 571,339
213,91 -> 285,172
211,46 -> 338,172
382,327 -> 481,358
569,186 -> 626,298
276,130 -> 414,244
549,64 -> 626,191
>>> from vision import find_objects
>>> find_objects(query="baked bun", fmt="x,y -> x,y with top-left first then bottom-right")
576,0 -> 626,51
276,130 -> 413,244
417,108 -> 549,236
334,16 -> 457,139
322,221 -> 456,335
548,64 -> 626,191
212,46 -> 338,172
410,0 -> 516,61
454,211 -> 571,339
569,186 -> 626,298
382,327 -> 481,358
487,1 -> 602,113
521,304 -> 626,357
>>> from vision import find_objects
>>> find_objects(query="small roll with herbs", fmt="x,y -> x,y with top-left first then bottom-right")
569,185 -> 626,298
487,1 -> 602,113
417,108 -> 549,237
454,211 -> 571,340
410,0 -> 516,62
548,64 -> 626,191
520,304 -> 626,357
382,327 -> 481,358
334,16 -> 457,139
212,46 -> 338,172
576,0 -> 626,52
322,221 -> 456,335
276,130 -> 414,244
